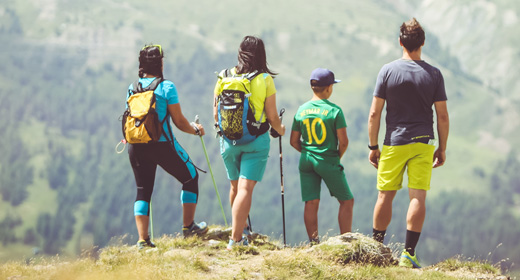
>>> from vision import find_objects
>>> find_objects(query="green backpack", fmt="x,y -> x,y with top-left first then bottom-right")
215,69 -> 269,145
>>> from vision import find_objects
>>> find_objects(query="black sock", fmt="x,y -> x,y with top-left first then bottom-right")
405,230 -> 421,255
309,237 -> 320,245
373,229 -> 386,243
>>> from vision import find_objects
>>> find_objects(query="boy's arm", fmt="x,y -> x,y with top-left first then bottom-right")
433,100 -> 449,168
337,127 -> 348,158
290,130 -> 302,153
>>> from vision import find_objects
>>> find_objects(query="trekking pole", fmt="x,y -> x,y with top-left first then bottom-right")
149,199 -> 154,241
194,115 -> 228,227
278,108 -> 287,247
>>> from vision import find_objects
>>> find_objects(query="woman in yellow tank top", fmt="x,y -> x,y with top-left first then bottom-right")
213,36 -> 285,249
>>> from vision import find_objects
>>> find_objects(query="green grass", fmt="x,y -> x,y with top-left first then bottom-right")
0,232 -> 506,280
434,257 -> 499,274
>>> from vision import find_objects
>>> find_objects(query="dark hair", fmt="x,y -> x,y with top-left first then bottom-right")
399,18 -> 425,52
138,45 -> 163,78
236,36 -> 277,76
311,80 -> 328,93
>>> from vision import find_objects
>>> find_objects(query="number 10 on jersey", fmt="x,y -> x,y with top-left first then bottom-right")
303,117 -> 326,145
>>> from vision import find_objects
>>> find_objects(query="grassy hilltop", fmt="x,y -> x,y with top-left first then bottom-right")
0,229 -> 507,280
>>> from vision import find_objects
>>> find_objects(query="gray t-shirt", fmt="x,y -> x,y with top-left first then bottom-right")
374,59 -> 447,146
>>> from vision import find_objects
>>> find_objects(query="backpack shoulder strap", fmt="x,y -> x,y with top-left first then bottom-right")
218,69 -> 230,78
131,77 -> 164,94
251,72 -> 269,123
225,69 -> 232,77
143,77 -> 164,91
245,70 -> 260,81
131,81 -> 142,94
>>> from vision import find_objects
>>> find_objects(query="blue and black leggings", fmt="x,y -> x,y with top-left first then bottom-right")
128,141 -> 198,216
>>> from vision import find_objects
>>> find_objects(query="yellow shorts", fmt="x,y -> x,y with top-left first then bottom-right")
377,143 -> 435,191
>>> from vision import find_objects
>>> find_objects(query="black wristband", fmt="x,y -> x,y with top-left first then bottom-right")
368,144 -> 379,150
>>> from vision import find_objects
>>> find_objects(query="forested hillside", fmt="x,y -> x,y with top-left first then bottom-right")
0,0 -> 518,275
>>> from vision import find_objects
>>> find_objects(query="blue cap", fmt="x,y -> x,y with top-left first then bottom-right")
310,68 -> 341,86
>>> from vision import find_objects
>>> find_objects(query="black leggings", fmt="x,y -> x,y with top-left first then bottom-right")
128,142 -> 199,203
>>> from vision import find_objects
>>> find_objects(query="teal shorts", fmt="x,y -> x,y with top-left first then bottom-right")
299,152 -> 353,202
220,133 -> 270,181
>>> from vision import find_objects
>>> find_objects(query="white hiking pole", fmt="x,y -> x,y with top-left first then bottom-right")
278,108 -> 287,247
193,115 -> 228,227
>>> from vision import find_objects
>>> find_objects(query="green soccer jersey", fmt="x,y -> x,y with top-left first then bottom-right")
292,99 -> 347,159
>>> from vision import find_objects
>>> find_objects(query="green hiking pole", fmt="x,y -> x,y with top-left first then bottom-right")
194,115 -> 228,227
278,108 -> 286,247
149,199 -> 154,241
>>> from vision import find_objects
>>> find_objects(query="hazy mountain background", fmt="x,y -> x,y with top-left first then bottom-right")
0,0 -> 519,275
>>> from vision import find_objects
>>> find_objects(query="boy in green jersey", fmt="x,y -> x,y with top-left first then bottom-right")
290,68 -> 354,244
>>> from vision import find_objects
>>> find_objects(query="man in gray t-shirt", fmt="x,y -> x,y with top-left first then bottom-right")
374,59 -> 447,146
367,18 -> 450,269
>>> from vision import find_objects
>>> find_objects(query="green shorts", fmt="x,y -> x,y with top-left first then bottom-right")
299,152 -> 353,202
220,133 -> 270,181
377,143 -> 436,191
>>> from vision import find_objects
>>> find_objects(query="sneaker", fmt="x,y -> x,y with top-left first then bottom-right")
309,237 -> 320,247
182,221 -> 208,238
226,235 -> 249,250
399,251 -> 422,268
136,237 -> 156,249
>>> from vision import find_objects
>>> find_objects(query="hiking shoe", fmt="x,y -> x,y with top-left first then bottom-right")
182,221 -> 208,238
399,251 -> 422,268
136,238 -> 156,249
226,235 -> 249,250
